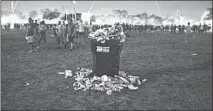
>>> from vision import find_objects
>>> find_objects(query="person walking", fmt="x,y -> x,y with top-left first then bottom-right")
25,18 -> 38,53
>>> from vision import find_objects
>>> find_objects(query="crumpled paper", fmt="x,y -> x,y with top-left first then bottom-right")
58,70 -> 73,78
88,27 -> 126,43
59,67 -> 146,95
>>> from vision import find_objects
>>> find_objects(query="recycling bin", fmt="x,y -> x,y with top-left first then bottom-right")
91,37 -> 123,77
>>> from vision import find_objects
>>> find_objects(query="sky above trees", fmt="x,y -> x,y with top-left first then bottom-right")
1,1 -> 212,20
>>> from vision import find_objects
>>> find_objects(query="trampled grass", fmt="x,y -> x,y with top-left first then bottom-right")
1,29 -> 212,110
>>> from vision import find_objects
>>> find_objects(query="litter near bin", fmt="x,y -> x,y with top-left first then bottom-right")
25,83 -> 30,86
192,53 -> 197,56
58,26 -> 145,95
58,72 -> 65,75
58,70 -> 73,78
59,67 -> 146,95
88,27 -> 126,43
142,79 -> 147,83
106,90 -> 112,95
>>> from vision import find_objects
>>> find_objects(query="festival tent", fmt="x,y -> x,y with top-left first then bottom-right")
44,18 -> 62,24
1,14 -> 28,25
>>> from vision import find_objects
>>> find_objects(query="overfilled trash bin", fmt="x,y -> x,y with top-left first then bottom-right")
88,27 -> 126,77
91,38 -> 123,76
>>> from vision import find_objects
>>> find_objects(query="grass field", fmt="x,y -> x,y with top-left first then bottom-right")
1,29 -> 212,110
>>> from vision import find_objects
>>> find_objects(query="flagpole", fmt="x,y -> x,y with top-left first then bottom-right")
14,0 -> 18,11
65,10 -> 68,24
87,1 -> 96,23
88,1 -> 96,13
71,1 -> 77,22
11,1 -> 15,29
156,1 -> 162,16
11,1 -> 14,13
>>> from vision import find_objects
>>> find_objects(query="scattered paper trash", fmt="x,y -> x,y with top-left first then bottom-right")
101,75 -> 108,82
26,83 -> 30,86
128,84 -> 138,90
58,70 -> 72,78
192,53 -> 197,56
142,79 -> 147,83
106,90 -> 112,95
65,70 -> 72,78
58,67 -> 146,95
137,79 -> 141,85
58,72 -> 65,75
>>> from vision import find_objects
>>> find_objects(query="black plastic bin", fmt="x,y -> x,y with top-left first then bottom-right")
91,38 -> 123,77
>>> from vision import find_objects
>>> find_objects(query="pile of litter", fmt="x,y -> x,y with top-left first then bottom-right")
58,67 -> 147,95
88,27 -> 126,43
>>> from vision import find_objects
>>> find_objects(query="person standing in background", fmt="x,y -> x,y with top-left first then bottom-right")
185,22 -> 192,42
182,25 -> 185,33
52,24 -> 59,47
178,25 -> 182,33
62,21 -> 68,48
67,18 -> 76,51
75,22 -> 80,43
78,20 -> 85,44
34,20 -> 40,45
38,21 -> 47,44
174,24 -> 177,33
170,24 -> 173,33
160,25 -> 164,32
198,23 -> 202,33
56,21 -> 64,49
88,22 -> 93,33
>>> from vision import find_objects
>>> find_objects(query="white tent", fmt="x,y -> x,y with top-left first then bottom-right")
44,18 -> 62,24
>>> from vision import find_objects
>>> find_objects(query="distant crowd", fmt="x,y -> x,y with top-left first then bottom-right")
122,23 -> 211,34
13,17 -> 124,53
2,21 -> 211,34
1,19 -> 212,53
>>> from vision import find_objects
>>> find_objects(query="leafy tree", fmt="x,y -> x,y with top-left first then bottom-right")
112,9 -> 128,18
60,13 -> 75,20
42,8 -> 51,19
120,10 -> 128,17
204,8 -> 212,20
136,12 -> 148,20
41,8 -> 61,20
29,10 -> 38,19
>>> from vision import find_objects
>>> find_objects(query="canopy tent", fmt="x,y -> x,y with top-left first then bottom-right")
1,14 -> 28,25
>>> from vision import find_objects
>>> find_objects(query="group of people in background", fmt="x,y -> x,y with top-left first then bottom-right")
25,18 -> 47,53
121,23 -> 211,34
1,18 -> 212,53
52,19 -> 88,50
24,17 -> 89,53
2,21 -> 211,35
